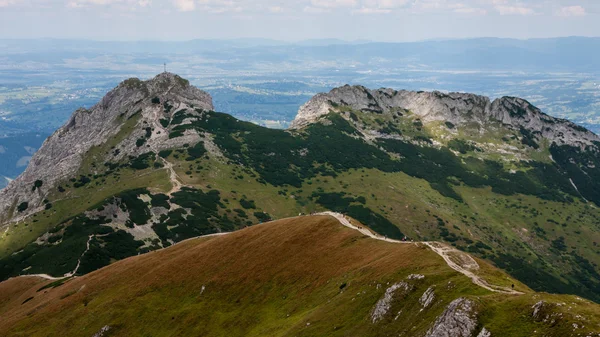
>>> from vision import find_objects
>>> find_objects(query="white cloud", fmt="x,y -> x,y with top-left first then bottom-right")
489,0 -> 534,16
495,5 -> 534,15
557,5 -> 586,17
173,0 -> 195,11
0,0 -> 20,7
353,7 -> 391,14
363,0 -> 407,9
194,0 -> 244,13
310,0 -> 357,9
450,3 -> 486,15
67,0 -> 152,9
410,0 -> 486,15
303,5 -> 329,13
268,5 -> 283,13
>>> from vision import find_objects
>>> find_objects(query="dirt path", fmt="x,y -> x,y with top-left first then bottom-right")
14,211 -> 522,295
422,241 -> 522,294
317,211 -> 523,295
16,273 -> 62,281
150,104 -> 184,196
16,233 -> 108,281
318,211 -> 411,244
161,158 -> 183,196
66,235 -> 94,277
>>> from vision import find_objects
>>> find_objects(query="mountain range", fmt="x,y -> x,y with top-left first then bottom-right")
5,37 -> 600,71
1,73 -> 600,335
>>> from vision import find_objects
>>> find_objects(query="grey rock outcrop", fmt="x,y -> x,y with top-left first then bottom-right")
371,281 -> 413,323
476,327 -> 491,337
419,286 -> 436,309
290,85 -> 599,148
425,298 -> 478,337
0,73 -> 213,225
92,325 -> 111,337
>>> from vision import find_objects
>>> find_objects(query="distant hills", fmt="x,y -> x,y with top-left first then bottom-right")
3,36 -> 600,71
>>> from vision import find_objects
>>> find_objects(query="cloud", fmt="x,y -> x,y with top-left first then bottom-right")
0,0 -> 20,7
268,5 -> 284,13
67,0 -> 152,9
490,0 -> 535,16
353,7 -> 391,14
363,0 -> 407,9
494,5 -> 534,15
303,5 -> 329,13
310,0 -> 357,9
173,0 -> 194,11
450,3 -> 486,15
557,5 -> 586,17
410,0 -> 486,15
352,0 -> 408,14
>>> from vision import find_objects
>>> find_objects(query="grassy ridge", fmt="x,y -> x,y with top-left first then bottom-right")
1,216 -> 598,336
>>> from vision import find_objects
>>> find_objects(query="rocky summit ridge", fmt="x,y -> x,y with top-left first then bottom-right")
290,85 -> 600,149
0,73 -> 213,224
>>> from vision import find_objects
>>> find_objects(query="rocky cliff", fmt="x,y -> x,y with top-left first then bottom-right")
0,73 -> 213,224
290,85 -> 600,149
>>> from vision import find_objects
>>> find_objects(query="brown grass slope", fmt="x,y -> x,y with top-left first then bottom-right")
1,216 -> 599,336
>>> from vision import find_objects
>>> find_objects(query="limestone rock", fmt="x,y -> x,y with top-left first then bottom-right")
476,327 -> 491,337
425,298 -> 478,337
419,286 -> 436,309
0,73 -> 213,225
92,325 -> 111,337
371,281 -> 413,323
290,85 -> 599,149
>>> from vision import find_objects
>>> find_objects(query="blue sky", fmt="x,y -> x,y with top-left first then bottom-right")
0,0 -> 598,41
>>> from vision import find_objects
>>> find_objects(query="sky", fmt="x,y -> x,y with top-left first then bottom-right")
0,0 -> 598,41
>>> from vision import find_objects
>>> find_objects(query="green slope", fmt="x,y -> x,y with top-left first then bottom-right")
1,216 -> 599,336
1,79 -> 600,306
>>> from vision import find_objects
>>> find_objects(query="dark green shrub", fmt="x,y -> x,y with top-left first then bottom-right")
17,202 -> 29,213
239,199 -> 256,209
186,141 -> 207,160
159,150 -> 172,158
32,180 -> 43,191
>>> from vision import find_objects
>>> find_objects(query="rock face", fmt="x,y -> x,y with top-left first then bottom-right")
371,282 -> 413,323
419,286 -> 436,309
476,327 -> 491,337
425,298 -> 478,337
290,85 -> 600,148
0,73 -> 213,224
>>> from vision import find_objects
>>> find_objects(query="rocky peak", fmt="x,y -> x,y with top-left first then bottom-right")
0,73 -> 213,224
290,85 -> 600,148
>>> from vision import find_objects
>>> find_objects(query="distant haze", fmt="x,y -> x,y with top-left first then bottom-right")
0,0 -> 599,41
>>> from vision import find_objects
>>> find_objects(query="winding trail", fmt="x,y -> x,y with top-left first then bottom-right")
161,158 -> 183,196
317,211 -> 523,295
15,234 -> 106,281
150,104 -> 184,196
15,211 -> 523,295
67,235 -> 95,277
